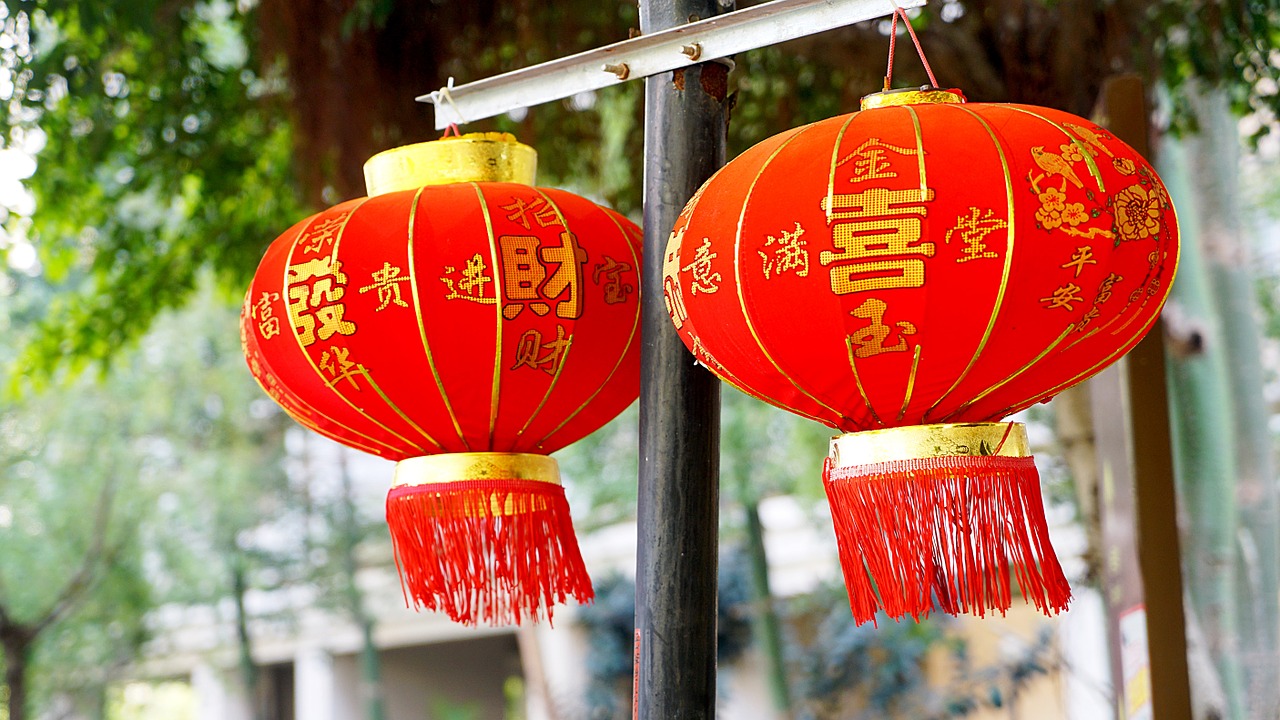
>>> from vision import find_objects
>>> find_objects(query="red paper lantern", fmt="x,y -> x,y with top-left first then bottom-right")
664,88 -> 1177,624
242,133 -> 641,625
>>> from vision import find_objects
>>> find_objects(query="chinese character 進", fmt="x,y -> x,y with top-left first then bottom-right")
682,237 -> 722,295
501,197 -> 562,230
758,222 -> 810,279
442,254 -> 498,305
358,262 -> 411,311
511,326 -> 572,375
1041,283 -> 1085,311
820,187 -> 936,295
945,207 -> 1008,263
592,256 -> 635,305
846,298 -> 917,359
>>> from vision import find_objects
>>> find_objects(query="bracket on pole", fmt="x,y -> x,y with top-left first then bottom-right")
420,0 -> 925,129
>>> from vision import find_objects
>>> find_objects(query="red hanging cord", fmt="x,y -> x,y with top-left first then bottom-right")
883,6 -> 940,90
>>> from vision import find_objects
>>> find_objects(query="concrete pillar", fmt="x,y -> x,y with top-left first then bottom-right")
192,662 -> 249,720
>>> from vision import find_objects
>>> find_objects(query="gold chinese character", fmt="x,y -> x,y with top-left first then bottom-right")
945,207 -> 1007,263
251,291 -> 281,340
510,326 -> 572,375
1095,272 -> 1122,303
359,262 -> 411,311
820,187 -> 936,295
442,254 -> 498,305
1041,283 -> 1085,311
287,257 -> 355,347
501,197 -> 561,230
500,235 -> 548,319
1061,246 -> 1097,278
593,256 -> 635,305
300,213 -> 348,255
758,222 -> 810,279
846,298 -> 917,358
539,231 -> 588,319
319,346 -> 366,389
836,138 -> 921,183
681,237 -> 721,295
663,233 -> 689,329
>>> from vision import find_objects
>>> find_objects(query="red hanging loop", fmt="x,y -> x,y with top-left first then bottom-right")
883,5 -> 940,90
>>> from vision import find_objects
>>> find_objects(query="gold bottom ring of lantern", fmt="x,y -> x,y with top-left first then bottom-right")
393,452 -> 562,518
828,422 -> 1031,467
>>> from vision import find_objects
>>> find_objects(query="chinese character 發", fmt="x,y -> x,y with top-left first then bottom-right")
820,187 -> 936,295
358,262 -> 411,311
286,256 -> 356,346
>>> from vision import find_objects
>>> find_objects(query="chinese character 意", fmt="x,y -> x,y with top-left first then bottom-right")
358,262 -> 411,311
758,222 -> 810,279
592,256 -> 635,305
945,207 -> 1007,263
846,298 -> 916,359
1061,246 -> 1097,278
501,197 -> 562,230
682,237 -> 722,295
1041,283 -> 1085,311
511,326 -> 572,375
820,187 -> 936,295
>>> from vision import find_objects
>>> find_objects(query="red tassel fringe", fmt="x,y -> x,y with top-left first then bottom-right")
385,479 -> 593,626
823,455 -> 1071,626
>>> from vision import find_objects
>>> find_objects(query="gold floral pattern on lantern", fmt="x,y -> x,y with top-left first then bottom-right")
1059,142 -> 1087,164
1035,187 -> 1089,230
1113,157 -> 1137,176
1113,184 -> 1162,241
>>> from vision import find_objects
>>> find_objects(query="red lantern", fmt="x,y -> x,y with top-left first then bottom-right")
664,88 -> 1177,624
242,133 -> 641,625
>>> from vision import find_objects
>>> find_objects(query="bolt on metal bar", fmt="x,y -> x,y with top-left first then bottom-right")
420,0 -> 925,129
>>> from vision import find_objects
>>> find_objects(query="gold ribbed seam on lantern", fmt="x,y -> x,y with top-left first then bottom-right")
363,133 -> 538,196
828,422 -> 1030,467
860,87 -> 967,111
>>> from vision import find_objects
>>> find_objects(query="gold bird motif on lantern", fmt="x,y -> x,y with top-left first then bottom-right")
1030,145 -> 1084,189
1063,122 -> 1116,158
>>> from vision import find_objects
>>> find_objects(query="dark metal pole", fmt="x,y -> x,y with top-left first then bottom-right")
635,1 -> 732,718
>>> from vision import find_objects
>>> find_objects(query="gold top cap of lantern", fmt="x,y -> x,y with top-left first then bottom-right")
860,86 -> 968,111
363,133 -> 538,196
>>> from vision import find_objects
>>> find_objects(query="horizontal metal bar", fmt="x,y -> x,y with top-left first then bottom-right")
421,0 -> 925,129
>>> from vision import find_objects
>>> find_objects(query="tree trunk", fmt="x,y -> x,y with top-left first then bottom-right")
742,498 -> 793,719
231,553 -> 266,720
337,452 -> 387,720
1,626 -> 33,720
1160,90 -> 1246,718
